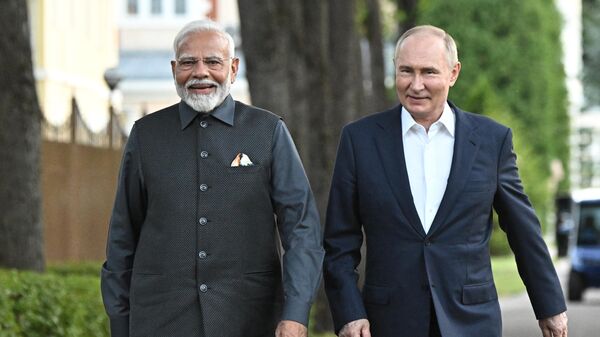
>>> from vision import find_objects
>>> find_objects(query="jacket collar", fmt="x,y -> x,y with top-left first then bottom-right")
179,94 -> 235,130
374,101 -> 480,237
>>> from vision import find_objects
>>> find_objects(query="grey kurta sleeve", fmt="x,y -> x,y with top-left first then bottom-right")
270,120 -> 325,326
101,124 -> 147,337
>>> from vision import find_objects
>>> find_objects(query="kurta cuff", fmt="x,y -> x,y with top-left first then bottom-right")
281,298 -> 311,326
109,315 -> 129,337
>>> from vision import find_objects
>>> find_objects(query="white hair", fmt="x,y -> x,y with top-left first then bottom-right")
394,25 -> 459,68
173,20 -> 235,58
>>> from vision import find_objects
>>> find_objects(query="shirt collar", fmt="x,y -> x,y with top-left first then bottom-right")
401,106 -> 418,136
179,94 -> 236,130
438,102 -> 455,137
401,102 -> 455,137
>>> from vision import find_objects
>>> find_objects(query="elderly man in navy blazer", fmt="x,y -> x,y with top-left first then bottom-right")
323,25 -> 568,337
101,20 -> 323,337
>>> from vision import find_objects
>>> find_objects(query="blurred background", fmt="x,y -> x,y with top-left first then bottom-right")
0,0 -> 599,336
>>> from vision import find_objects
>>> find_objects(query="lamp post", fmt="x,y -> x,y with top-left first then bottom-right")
104,67 -> 122,148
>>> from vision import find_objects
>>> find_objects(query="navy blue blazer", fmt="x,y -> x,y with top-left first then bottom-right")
323,103 -> 566,337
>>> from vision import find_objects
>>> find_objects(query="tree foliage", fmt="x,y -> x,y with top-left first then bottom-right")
418,0 -> 570,228
583,0 -> 600,107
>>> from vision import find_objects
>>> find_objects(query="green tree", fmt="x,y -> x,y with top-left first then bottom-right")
0,0 -> 45,271
419,0 -> 570,238
583,0 -> 600,108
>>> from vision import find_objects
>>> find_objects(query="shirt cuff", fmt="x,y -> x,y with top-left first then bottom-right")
109,315 -> 129,337
281,297 -> 312,326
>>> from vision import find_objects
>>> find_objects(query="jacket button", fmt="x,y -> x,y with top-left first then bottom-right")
199,284 -> 208,292
424,239 -> 432,246
199,217 -> 208,225
200,121 -> 208,128
198,251 -> 207,259
200,151 -> 209,158
199,184 -> 208,192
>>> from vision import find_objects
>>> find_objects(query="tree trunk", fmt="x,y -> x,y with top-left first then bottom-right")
397,0 -> 419,36
238,0 -> 365,332
0,0 -> 45,271
364,0 -> 390,112
238,0 -> 364,217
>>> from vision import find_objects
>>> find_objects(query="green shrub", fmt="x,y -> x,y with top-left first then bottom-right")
0,268 -> 108,337
47,261 -> 103,277
0,274 -> 20,337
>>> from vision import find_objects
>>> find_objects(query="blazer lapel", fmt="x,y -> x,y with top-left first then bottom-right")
374,106 -> 426,238
428,105 -> 480,235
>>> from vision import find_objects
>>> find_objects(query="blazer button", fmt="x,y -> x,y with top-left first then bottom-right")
199,284 -> 208,292
200,121 -> 208,128
199,217 -> 208,225
199,184 -> 208,192
424,239 -> 432,246
200,151 -> 209,158
198,251 -> 207,259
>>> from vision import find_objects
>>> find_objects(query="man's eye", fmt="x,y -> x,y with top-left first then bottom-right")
181,60 -> 196,66
205,59 -> 222,65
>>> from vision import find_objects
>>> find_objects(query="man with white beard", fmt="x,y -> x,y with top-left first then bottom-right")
101,20 -> 324,337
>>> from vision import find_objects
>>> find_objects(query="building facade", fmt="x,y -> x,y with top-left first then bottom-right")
28,0 -> 119,135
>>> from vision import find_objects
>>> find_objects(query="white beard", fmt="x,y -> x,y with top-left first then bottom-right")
175,72 -> 232,112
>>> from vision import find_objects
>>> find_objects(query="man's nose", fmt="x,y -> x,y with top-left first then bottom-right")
191,60 -> 210,77
411,74 -> 425,90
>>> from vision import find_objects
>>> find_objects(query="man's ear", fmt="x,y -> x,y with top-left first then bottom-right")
170,60 -> 177,78
230,58 -> 240,83
449,61 -> 461,87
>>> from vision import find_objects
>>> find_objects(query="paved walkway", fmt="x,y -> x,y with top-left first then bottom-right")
501,259 -> 600,337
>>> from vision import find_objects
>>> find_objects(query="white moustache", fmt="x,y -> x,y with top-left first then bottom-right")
185,79 -> 219,89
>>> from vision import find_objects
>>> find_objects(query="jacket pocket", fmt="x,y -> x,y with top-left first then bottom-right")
225,164 -> 264,174
243,269 -> 282,301
462,281 -> 498,305
362,284 -> 391,305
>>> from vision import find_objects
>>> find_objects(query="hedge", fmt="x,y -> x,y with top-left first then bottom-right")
2,262 -> 330,336
0,265 -> 108,337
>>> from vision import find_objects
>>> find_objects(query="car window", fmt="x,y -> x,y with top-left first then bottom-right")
578,202 -> 600,246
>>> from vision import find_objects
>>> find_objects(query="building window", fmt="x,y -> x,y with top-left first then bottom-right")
151,0 -> 162,14
127,0 -> 138,15
175,0 -> 186,15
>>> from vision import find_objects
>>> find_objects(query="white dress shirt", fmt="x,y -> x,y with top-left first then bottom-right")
401,103 -> 455,233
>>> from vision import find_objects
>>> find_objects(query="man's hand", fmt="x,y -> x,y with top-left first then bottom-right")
275,320 -> 307,337
339,319 -> 371,337
538,311 -> 568,337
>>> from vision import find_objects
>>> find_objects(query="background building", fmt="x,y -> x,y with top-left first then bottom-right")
557,0 -> 600,189
28,0 -> 118,134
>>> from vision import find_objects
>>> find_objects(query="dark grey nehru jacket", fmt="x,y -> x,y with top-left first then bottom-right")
101,95 -> 324,337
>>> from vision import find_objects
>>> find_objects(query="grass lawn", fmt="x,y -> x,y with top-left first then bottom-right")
491,254 -> 526,296
311,333 -> 337,337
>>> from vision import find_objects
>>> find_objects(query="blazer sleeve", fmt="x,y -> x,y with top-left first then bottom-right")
323,126 -> 368,332
493,128 -> 566,319
101,124 -> 147,337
